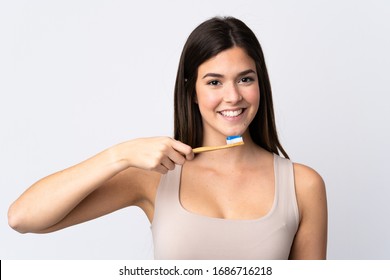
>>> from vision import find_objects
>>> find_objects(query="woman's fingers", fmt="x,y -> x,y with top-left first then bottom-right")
154,163 -> 169,174
160,156 -> 176,171
171,139 -> 194,161
153,139 -> 190,173
120,137 -> 194,174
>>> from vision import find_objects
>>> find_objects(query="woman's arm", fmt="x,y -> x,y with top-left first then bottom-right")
289,163 -> 328,260
8,137 -> 193,234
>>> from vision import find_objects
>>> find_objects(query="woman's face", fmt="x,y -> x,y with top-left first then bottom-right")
195,47 -> 260,145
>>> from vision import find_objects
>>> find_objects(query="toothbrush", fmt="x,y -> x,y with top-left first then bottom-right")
192,136 -> 244,154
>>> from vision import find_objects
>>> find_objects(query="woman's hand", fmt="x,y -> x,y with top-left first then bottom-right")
114,137 -> 194,174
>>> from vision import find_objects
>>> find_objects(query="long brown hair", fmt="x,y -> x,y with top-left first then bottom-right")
174,16 -> 289,159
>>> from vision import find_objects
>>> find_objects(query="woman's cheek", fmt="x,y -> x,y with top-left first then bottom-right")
197,90 -> 222,110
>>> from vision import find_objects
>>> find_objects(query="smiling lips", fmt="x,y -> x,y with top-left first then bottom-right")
218,108 -> 245,117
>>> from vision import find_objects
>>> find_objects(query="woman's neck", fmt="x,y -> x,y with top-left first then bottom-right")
193,135 -> 265,169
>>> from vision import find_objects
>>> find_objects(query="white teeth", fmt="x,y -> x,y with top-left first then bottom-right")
220,109 -> 243,117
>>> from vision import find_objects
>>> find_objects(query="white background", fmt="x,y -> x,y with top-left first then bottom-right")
1,0 -> 389,259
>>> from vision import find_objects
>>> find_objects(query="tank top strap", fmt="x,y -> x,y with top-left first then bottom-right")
152,165 -> 181,218
273,154 -> 300,231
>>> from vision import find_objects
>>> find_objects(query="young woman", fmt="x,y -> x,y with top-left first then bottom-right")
8,17 -> 327,259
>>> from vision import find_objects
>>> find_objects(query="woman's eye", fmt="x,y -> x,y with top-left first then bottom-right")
240,77 -> 254,83
207,80 -> 221,86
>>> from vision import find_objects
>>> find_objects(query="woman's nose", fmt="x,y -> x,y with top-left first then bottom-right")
223,82 -> 242,103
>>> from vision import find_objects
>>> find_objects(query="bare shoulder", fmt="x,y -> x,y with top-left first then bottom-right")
289,162 -> 328,259
292,162 -> 327,217
293,162 -> 325,193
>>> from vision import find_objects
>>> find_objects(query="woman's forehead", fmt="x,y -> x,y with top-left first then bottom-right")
197,47 -> 256,77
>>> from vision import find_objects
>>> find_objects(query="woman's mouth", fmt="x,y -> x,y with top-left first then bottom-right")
218,108 -> 245,117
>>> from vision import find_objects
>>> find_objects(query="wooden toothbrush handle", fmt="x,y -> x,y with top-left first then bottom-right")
192,142 -> 244,154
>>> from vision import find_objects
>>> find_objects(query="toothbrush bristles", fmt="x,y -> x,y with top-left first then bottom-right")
226,135 -> 243,145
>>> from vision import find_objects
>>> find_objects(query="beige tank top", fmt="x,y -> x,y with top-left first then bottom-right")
151,154 -> 299,259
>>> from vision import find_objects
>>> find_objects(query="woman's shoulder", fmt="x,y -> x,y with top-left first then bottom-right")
272,153 -> 325,191
293,162 -> 325,189
292,161 -> 327,217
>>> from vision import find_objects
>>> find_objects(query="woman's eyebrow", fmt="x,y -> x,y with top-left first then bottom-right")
238,69 -> 256,76
202,73 -> 224,79
202,69 -> 256,79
